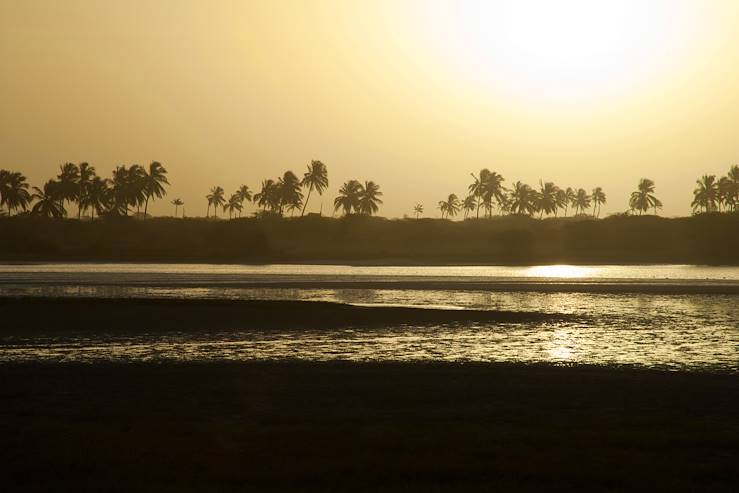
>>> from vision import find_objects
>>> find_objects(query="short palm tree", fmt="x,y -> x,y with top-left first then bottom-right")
254,179 -> 279,212
57,162 -> 80,212
142,161 -> 169,217
563,187 -> 576,217
413,203 -> 424,219
171,198 -> 184,218
469,169 -> 505,218
438,194 -> 460,219
591,187 -> 606,218
716,176 -> 734,212
334,180 -> 362,215
630,178 -> 662,215
358,181 -> 383,215
236,185 -> 252,217
692,175 -> 718,213
509,182 -> 537,215
77,162 -> 96,219
0,170 -> 31,215
536,181 -> 559,218
206,186 -> 226,218
462,195 -> 476,219
300,160 -> 329,216
224,193 -> 242,219
80,176 -> 111,219
31,181 -> 66,218
278,171 -> 303,216
554,188 -> 568,217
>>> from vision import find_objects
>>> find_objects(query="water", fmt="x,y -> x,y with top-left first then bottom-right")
1,263 -> 737,371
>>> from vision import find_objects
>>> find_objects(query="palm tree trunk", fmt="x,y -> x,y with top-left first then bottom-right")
301,186 -> 313,216
476,197 -> 481,219
144,195 -> 150,218
206,204 -> 210,218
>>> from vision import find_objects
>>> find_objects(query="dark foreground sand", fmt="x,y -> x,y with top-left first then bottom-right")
1,362 -> 737,492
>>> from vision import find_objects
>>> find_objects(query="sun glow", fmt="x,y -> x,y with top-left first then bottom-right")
429,0 -> 696,102
525,265 -> 594,278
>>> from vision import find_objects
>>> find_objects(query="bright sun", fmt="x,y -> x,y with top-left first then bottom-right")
431,0 -> 690,102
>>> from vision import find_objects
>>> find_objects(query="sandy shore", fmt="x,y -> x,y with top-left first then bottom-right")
0,361 -> 737,492
0,297 -> 579,334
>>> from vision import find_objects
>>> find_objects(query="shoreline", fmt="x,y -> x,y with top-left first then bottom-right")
1,361 -> 737,491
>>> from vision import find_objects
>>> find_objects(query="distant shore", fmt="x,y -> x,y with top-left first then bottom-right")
1,213 -> 737,265
1,361 -> 737,492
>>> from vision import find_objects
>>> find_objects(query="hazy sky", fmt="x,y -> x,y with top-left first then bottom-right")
2,0 -> 739,217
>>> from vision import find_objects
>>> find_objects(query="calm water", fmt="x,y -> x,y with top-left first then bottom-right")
1,263 -> 737,371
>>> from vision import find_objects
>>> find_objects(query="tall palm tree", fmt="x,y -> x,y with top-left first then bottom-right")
334,180 -> 362,216
509,182 -> 537,215
80,176 -> 110,219
469,169 -> 505,219
236,185 -> 252,217
629,178 -> 662,215
57,162 -> 80,212
692,175 -> 718,213
591,187 -> 606,218
413,203 -> 424,219
111,166 -> 141,216
206,186 -> 226,218
77,162 -> 96,219
573,188 -> 591,215
31,180 -> 66,218
563,187 -> 577,217
536,181 -> 558,218
554,188 -> 568,217
438,194 -> 460,219
462,195 -> 476,219
358,181 -> 383,215
0,170 -> 31,215
171,198 -> 184,218
224,193 -> 242,219
142,161 -> 169,217
300,160 -> 329,216
254,179 -> 279,212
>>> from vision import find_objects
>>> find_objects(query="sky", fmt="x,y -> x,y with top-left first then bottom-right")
2,0 -> 739,218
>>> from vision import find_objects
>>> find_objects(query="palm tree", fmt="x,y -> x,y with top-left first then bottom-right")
171,198 -> 184,218
0,170 -> 31,215
300,160 -> 329,216
235,185 -> 252,217
254,179 -> 279,212
692,175 -> 718,213
554,188 -> 568,217
469,169 -> 505,219
358,181 -> 383,215
142,161 -> 169,217
77,162 -> 96,219
206,186 -> 226,218
31,180 -> 66,218
80,176 -> 111,219
438,194 -> 460,219
724,165 -> 738,212
278,171 -> 303,216
536,181 -> 559,218
110,166 -> 134,216
224,193 -> 242,219
462,195 -> 476,219
413,203 -> 424,219
129,164 -> 147,215
56,162 -> 80,212
716,176 -> 734,212
563,187 -> 577,217
509,182 -> 537,215
334,180 -> 362,216
573,188 -> 591,215
630,178 -> 662,215
591,187 -> 606,218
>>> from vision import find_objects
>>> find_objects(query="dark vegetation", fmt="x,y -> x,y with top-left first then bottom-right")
1,362 -> 737,492
1,212 -> 737,264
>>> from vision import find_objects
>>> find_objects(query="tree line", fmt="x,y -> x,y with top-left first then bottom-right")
691,166 -> 739,213
0,162 -> 168,218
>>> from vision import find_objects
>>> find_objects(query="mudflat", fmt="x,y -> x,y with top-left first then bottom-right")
1,361 -> 737,492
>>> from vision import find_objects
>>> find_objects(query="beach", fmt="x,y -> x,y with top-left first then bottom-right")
1,361 -> 737,491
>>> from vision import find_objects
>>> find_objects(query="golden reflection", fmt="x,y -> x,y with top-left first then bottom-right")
546,328 -> 576,362
524,265 -> 595,278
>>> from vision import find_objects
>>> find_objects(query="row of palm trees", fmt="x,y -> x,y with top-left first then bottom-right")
691,166 -> 739,213
0,162 -> 169,218
204,161 -> 383,218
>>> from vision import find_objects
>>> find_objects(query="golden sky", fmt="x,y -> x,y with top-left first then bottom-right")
2,0 -> 738,217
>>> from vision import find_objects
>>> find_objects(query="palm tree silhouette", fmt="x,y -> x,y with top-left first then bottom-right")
728,165 -> 739,212
206,186 -> 225,218
225,193 -> 242,219
573,188 -> 591,216
235,185 -> 252,217
171,198 -> 184,218
334,180 -> 362,215
0,170 -> 31,215
80,176 -> 111,219
413,203 -> 424,219
142,161 -> 169,218
358,181 -> 383,215
554,188 -> 568,217
438,194 -> 460,219
536,181 -> 559,218
563,187 -> 576,217
77,162 -> 96,219
300,160 -> 329,216
509,182 -> 537,215
57,163 -> 80,213
469,169 -> 505,219
591,187 -> 606,218
278,171 -> 303,216
630,178 -> 662,215
111,166 -> 134,216
717,176 -> 732,212
462,195 -> 476,219
692,175 -> 718,213
31,181 -> 66,218
254,179 -> 278,212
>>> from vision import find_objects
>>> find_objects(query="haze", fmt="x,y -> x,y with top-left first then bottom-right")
2,0 -> 738,217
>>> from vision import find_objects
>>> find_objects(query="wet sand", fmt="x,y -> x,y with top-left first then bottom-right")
0,297 -> 580,334
0,361 -> 737,492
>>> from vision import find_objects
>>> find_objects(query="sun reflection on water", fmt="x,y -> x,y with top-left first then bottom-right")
524,265 -> 596,278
